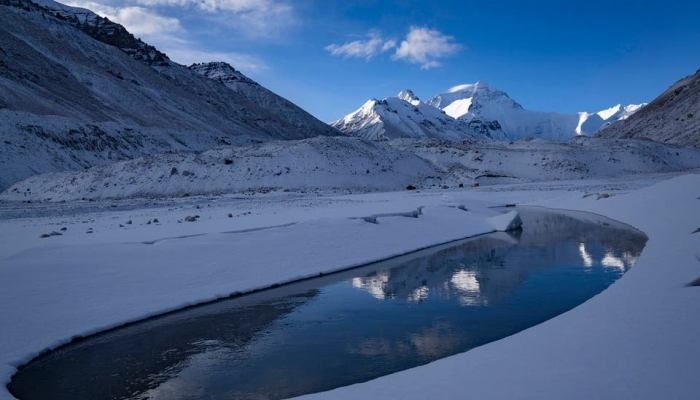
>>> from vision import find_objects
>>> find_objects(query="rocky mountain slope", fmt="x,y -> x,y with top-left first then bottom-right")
0,0 -> 339,190
596,70 -> 700,148
334,82 -> 644,141
4,136 -> 698,202
331,89 -> 507,141
189,62 -> 336,137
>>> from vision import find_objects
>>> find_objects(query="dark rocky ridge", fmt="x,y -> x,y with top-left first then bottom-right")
596,69 -> 700,148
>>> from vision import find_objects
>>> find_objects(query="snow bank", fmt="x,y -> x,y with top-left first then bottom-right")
488,210 -> 522,231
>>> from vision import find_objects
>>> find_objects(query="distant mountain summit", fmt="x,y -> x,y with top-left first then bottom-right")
397,89 -> 421,104
597,103 -> 645,121
427,81 -> 523,117
0,0 -> 339,190
334,82 -> 644,141
330,91 -> 507,141
596,70 -> 700,148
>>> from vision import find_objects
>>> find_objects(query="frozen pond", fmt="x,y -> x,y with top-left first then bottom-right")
8,208 -> 647,400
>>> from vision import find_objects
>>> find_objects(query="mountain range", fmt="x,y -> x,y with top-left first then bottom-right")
333,82 -> 645,141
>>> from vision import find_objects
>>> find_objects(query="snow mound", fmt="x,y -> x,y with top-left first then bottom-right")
488,210 -> 523,231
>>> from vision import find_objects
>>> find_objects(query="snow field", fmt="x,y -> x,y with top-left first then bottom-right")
1,174 -> 698,400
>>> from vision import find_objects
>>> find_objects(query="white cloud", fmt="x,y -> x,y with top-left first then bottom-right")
110,6 -> 183,35
65,1 -> 183,36
135,0 -> 295,38
68,0 -> 295,40
64,0 -> 268,75
392,26 -> 462,69
326,27 -> 461,69
325,31 -> 396,60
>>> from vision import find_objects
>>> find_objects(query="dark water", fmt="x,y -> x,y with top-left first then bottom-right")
8,208 -> 647,400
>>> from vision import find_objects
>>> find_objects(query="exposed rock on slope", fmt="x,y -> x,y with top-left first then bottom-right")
596,70 -> 700,148
190,62 -> 338,138
0,0 -> 339,190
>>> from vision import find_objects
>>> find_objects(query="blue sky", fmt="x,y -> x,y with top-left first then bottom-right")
66,0 -> 700,122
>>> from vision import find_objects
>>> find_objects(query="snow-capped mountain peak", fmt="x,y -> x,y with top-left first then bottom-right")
597,104 -> 623,120
398,89 -> 420,105
330,93 -> 507,141
427,81 -> 523,119
597,103 -> 647,121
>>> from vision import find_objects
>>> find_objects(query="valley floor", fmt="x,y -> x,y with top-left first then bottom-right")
0,173 -> 698,400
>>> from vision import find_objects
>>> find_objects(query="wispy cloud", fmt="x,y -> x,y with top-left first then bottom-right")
324,31 -> 396,60
64,0 -> 270,73
134,0 -> 296,39
66,1 -> 183,36
67,0 -> 296,39
393,27 -> 461,69
326,26 -> 462,69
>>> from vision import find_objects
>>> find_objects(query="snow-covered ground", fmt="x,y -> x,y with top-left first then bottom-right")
3,136 -> 699,202
1,172 -> 698,399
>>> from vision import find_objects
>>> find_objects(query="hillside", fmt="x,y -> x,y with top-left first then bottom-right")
0,0 -> 339,190
596,69 -> 700,147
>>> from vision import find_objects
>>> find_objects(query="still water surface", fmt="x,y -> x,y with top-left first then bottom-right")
8,208 -> 647,400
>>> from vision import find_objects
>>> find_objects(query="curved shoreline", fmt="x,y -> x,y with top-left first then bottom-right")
302,174 -> 700,400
